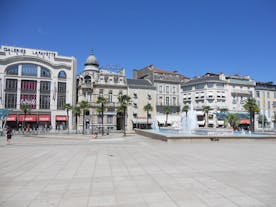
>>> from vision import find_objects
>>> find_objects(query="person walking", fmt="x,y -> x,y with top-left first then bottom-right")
6,126 -> 12,144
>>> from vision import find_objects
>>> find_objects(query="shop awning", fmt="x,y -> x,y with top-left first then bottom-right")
56,115 -> 68,121
6,114 -> 16,121
18,115 -> 37,122
39,115 -> 51,122
240,119 -> 250,124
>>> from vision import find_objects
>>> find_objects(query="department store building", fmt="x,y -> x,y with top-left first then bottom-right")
0,45 -> 77,131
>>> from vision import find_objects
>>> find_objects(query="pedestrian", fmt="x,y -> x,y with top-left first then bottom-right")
6,126 -> 12,144
91,132 -> 98,139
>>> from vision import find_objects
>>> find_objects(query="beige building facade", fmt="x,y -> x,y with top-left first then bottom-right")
127,79 -> 156,130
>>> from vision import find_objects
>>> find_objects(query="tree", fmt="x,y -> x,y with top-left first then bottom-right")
63,103 -> 72,134
225,113 -> 240,130
182,105 -> 189,116
118,95 -> 131,136
202,105 -> 212,127
244,98 -> 259,132
96,96 -> 107,136
20,104 -> 30,134
163,106 -> 171,127
73,106 -> 80,134
79,101 -> 90,134
143,103 -> 153,129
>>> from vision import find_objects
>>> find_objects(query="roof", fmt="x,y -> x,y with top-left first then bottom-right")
127,79 -> 156,89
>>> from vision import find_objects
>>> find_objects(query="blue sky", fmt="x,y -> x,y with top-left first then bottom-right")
1,0 -> 276,82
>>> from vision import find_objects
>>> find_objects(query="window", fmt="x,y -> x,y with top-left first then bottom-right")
172,86 -> 176,93
173,97 -> 176,106
195,84 -> 205,89
5,65 -> 18,75
166,86 -> 169,93
99,89 -> 104,96
107,115 -> 113,124
159,96 -> 163,105
256,91 -> 260,98
58,82 -> 66,93
84,76 -> 91,84
148,94 -> 152,100
166,97 -> 169,105
159,85 -> 162,93
274,91 -> 276,99
133,113 -> 137,118
5,93 -> 17,109
207,83 -> 214,88
40,81 -> 51,93
41,67 -> 51,78
40,95 -> 50,109
267,92 -> 270,99
133,103 -> 137,108
22,64 -> 37,76
5,79 -> 17,91
21,80 -> 37,92
108,90 -> 112,102
57,82 -> 66,109
133,92 -> 137,99
58,71 -> 66,79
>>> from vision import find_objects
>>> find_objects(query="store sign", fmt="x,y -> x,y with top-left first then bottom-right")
18,115 -> 37,122
2,46 -> 57,59
39,115 -> 51,122
6,114 -> 16,121
56,116 -> 67,121
20,94 -> 36,108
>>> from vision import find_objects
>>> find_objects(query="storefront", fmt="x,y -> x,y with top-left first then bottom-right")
56,115 -> 68,130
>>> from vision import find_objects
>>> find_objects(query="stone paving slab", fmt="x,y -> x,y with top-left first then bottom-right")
0,134 -> 276,207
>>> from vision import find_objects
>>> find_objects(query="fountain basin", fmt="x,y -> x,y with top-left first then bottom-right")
135,128 -> 276,142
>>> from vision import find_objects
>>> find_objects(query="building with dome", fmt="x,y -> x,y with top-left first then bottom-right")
0,45 -> 77,132
77,51 -> 128,133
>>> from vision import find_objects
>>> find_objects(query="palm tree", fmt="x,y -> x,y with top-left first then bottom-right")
143,103 -> 153,129
20,104 -> 30,134
73,106 -> 80,134
225,113 -> 240,130
79,101 -> 90,134
63,103 -> 72,134
202,105 -> 212,128
182,105 -> 189,116
163,106 -> 171,127
96,96 -> 107,136
118,95 -> 131,136
244,98 -> 259,132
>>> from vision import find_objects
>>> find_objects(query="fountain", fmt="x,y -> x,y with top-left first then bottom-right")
179,105 -> 198,134
151,119 -> 159,132
135,104 -> 276,141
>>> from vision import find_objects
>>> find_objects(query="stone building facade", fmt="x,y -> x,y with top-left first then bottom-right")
0,45 -> 76,131
77,51 -> 128,133
127,79 -> 156,130
133,65 -> 187,125
181,73 -> 256,127
255,82 -> 276,130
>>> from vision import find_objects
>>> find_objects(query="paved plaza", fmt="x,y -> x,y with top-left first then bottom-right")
0,134 -> 276,207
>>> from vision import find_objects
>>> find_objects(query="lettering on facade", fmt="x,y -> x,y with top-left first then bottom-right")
3,46 -> 56,58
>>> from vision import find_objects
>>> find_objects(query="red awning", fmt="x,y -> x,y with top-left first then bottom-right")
56,115 -> 68,121
240,119 -> 250,124
18,115 -> 37,122
6,114 -> 16,121
39,115 -> 51,122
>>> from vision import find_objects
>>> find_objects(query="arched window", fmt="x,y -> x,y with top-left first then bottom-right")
41,67 -> 51,78
58,71 -> 66,79
22,64 -> 37,76
5,65 -> 19,75
84,76 -> 91,84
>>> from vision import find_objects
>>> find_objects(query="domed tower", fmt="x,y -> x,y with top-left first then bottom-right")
83,50 -> 99,72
